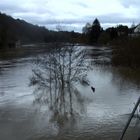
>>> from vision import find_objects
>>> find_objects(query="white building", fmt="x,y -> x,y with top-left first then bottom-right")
134,24 -> 140,33
129,24 -> 140,37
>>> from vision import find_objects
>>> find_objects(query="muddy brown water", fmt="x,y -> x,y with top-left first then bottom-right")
0,45 -> 139,140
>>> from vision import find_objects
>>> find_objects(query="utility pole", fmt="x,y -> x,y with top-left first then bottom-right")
119,96 -> 140,140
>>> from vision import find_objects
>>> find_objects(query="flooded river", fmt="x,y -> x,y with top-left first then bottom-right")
0,45 -> 140,140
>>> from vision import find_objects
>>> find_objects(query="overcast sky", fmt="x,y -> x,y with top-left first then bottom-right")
0,0 -> 140,32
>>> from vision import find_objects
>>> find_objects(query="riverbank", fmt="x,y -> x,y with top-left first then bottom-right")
110,36 -> 140,68
0,43 -> 55,60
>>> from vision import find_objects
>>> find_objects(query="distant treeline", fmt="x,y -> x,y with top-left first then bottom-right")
82,18 -> 134,45
82,18 -> 140,68
0,12 -> 81,49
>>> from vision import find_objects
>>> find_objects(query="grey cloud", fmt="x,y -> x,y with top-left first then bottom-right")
64,12 -> 79,17
0,0 -> 55,17
24,15 -> 136,32
3,10 -> 139,31
119,0 -> 140,8
0,0 -> 140,32
75,2 -> 90,8
18,15 -> 86,25
99,14 -> 139,24
45,23 -> 84,32
0,4 -> 28,13
41,19 -> 86,25
85,13 -> 139,24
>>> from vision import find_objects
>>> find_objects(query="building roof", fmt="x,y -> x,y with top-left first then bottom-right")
134,24 -> 140,33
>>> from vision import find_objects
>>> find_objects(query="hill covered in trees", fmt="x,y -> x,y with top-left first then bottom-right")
0,12 -> 80,49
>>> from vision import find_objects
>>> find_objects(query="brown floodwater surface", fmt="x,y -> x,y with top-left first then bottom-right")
0,45 -> 139,140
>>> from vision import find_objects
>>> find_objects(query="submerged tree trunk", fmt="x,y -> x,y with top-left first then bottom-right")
68,47 -> 73,115
49,57 -> 52,107
69,84 -> 73,115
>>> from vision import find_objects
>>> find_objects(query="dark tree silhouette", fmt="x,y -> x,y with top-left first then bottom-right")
116,25 -> 129,37
82,18 -> 102,44
106,27 -> 118,40
89,18 -> 102,43
0,26 -> 7,48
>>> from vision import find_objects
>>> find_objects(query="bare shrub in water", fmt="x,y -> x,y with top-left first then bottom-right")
30,43 -> 90,123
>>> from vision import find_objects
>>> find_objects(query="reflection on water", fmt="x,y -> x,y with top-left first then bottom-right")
30,44 -> 92,126
111,67 -> 140,91
0,45 -> 140,140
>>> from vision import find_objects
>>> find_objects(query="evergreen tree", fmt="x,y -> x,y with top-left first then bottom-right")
90,18 -> 102,43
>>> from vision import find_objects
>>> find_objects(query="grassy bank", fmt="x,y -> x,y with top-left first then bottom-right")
111,36 -> 140,68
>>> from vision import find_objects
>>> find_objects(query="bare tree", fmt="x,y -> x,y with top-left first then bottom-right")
30,43 -> 91,122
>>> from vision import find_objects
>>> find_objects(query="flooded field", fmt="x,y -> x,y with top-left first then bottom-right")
0,45 -> 139,140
